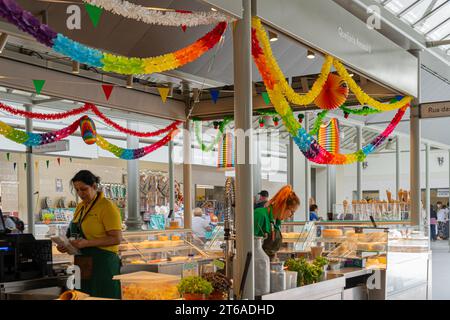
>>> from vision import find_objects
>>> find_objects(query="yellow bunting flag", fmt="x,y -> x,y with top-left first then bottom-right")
158,87 -> 170,103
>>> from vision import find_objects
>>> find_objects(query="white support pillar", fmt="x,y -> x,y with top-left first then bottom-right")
410,50 -> 422,227
125,121 -> 141,231
183,119 -> 193,230
233,0 -> 254,300
356,126 -> 363,201
396,136 -> 401,197
288,137 -> 294,186
253,132 -> 262,197
168,140 -> 175,213
304,113 -> 311,220
25,104 -> 34,235
425,143 -> 430,234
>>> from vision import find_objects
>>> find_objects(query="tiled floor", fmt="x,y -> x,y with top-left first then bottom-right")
432,240 -> 450,300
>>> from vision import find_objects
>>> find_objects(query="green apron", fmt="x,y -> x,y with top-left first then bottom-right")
68,198 -> 122,299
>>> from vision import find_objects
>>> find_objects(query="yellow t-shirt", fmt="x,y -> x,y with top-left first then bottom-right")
73,192 -> 122,254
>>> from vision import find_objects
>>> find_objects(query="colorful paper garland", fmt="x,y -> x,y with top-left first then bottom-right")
82,0 -> 236,27
0,0 -> 227,76
0,102 -> 182,138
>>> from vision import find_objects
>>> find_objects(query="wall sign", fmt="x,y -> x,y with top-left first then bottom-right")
420,101 -> 450,119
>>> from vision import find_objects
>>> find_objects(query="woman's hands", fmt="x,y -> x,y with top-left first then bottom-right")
70,239 -> 91,249
56,244 -> 69,253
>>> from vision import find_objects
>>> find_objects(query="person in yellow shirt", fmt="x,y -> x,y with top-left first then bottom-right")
56,170 -> 122,299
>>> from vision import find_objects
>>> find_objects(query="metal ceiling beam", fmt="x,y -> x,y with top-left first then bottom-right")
424,17 -> 450,37
412,1 -> 449,27
397,0 -> 425,18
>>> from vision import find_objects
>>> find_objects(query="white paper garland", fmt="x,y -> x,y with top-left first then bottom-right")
83,0 -> 236,27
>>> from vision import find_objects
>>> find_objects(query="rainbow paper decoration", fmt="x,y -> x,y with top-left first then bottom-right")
0,116 -> 178,160
0,0 -> 227,75
318,118 -> 340,154
217,132 -> 235,170
80,115 -> 97,145
314,74 -> 349,110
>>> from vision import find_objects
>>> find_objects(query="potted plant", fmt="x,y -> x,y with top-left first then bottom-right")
285,257 -> 328,287
202,272 -> 232,300
313,256 -> 329,274
177,276 -> 213,300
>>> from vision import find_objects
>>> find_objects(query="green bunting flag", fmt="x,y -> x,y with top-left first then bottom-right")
85,3 -> 103,28
24,163 -> 27,170
262,92 -> 271,105
46,160 -> 50,169
6,152 -> 10,161
33,80 -> 46,95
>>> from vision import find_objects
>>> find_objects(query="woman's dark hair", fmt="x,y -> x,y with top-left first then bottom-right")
71,170 -> 100,187
310,204 -> 318,212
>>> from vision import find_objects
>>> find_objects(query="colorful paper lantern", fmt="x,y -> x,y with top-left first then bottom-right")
80,116 -> 97,145
217,132 -> 235,170
314,73 -> 349,110
318,118 -> 340,154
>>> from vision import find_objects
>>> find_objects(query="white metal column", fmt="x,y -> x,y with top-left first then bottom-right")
288,137 -> 294,186
425,143 -> 430,235
396,136 -> 401,197
410,50 -> 422,227
356,126 -> 363,201
183,119 -> 192,230
304,112 -> 311,220
125,121 -> 141,231
168,140 -> 175,212
233,0 -> 254,300
25,104 -> 34,235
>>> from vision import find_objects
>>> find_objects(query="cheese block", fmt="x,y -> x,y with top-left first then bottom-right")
322,229 -> 343,238
158,235 -> 169,241
171,235 -> 181,241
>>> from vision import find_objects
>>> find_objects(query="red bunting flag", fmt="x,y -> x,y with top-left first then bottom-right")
57,157 -> 61,166
102,85 -> 114,101
181,25 -> 187,32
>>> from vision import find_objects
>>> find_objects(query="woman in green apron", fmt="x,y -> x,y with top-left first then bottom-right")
56,170 -> 123,299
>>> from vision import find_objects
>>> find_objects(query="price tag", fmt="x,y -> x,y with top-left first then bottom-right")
213,259 -> 225,270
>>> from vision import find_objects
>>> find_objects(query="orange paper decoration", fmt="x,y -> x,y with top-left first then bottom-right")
314,74 -> 349,110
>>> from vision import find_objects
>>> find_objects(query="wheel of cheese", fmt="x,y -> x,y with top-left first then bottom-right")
322,229 -> 343,238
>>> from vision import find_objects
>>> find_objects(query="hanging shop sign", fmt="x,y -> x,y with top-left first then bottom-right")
437,189 -> 449,198
256,0 -> 418,97
420,101 -> 450,119
33,140 -> 70,153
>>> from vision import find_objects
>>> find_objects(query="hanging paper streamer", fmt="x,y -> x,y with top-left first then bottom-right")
0,0 -> 228,75
251,17 -> 412,112
314,74 -> 349,110
102,85 -> 114,101
82,0 -> 235,27
318,118 -> 340,154
194,117 -> 233,152
157,87 -> 170,103
96,130 -> 178,160
0,101 -> 182,138
217,132 -> 235,170
210,89 -> 220,104
33,80 -> 46,95
310,111 -> 328,136
84,3 -> 103,28
0,119 -> 79,147
80,116 -> 97,145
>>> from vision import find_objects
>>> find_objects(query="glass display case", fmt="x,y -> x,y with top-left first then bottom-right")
280,222 -> 317,255
119,229 -> 217,276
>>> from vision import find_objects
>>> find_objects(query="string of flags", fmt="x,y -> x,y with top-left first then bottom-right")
4,154 -> 72,171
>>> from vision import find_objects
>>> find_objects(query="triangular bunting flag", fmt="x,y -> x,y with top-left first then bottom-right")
13,162 -> 16,171
6,152 -> 10,161
84,3 -> 103,28
157,87 -> 170,103
102,85 -> 114,101
210,90 -> 220,104
181,25 -> 187,32
57,157 -> 61,166
46,160 -> 50,169
33,80 -> 46,95
70,157 -> 73,163
35,161 -> 39,169
262,92 -> 271,105
24,163 -> 27,170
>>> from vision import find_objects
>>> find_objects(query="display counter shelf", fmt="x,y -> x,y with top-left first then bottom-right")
119,245 -> 192,257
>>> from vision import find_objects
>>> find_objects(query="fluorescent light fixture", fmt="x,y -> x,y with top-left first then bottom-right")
0,33 -> 8,53
307,50 -> 316,59
268,31 -> 278,42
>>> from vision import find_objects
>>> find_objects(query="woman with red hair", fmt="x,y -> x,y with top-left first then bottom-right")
254,185 -> 300,258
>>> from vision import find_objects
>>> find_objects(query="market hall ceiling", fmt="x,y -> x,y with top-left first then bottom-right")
2,0 -> 327,87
